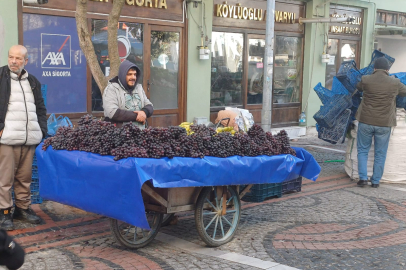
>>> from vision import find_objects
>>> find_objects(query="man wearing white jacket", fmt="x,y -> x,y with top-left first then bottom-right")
0,45 -> 47,230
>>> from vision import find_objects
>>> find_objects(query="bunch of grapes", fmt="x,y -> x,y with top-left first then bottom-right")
42,116 -> 296,160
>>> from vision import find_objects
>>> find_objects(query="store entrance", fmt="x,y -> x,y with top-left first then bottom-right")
325,39 -> 360,89
145,25 -> 184,127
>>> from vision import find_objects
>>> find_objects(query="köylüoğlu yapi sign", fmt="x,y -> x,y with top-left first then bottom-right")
329,13 -> 362,35
215,2 -> 296,24
90,0 -> 168,9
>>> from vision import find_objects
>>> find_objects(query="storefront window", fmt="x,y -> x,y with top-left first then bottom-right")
149,31 -> 180,110
400,14 -> 406,27
341,42 -> 357,63
91,20 -> 144,111
376,12 -> 386,24
247,39 -> 265,105
273,36 -> 302,104
386,13 -> 397,25
211,32 -> 244,107
325,39 -> 339,90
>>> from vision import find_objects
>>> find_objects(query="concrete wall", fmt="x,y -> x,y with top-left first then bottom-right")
376,37 -> 406,73
186,0 -> 213,122
0,0 -> 18,66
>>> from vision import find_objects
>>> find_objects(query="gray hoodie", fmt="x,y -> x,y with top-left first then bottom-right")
103,61 -> 153,125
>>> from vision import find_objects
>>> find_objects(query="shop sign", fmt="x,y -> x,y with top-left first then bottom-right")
89,0 -> 168,9
329,13 -> 362,35
215,2 -> 296,24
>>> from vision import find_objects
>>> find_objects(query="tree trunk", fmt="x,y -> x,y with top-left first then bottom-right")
75,0 -> 125,94
107,0 -> 125,80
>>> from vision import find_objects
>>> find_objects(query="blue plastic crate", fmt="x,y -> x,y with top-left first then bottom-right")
314,83 -> 335,105
240,183 -> 282,202
337,60 -> 357,77
32,168 -> 39,179
337,69 -> 362,94
360,50 -> 395,75
331,77 -> 349,95
313,94 -> 352,128
317,109 -> 351,144
31,191 -> 43,204
282,177 -> 302,194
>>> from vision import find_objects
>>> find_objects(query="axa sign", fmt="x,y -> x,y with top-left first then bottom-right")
41,33 -> 71,69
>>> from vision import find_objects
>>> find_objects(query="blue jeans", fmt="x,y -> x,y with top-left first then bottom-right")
357,122 -> 391,184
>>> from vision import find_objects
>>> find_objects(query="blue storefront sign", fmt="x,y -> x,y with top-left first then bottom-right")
24,14 -> 87,113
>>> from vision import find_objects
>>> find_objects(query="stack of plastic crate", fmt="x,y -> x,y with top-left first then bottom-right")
282,177 -> 302,194
31,154 -> 43,204
360,50 -> 395,76
240,183 -> 282,202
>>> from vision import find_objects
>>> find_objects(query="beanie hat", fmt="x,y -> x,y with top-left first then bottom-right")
374,57 -> 390,70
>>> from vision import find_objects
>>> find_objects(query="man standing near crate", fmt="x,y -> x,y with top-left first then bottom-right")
356,57 -> 406,188
0,45 -> 47,230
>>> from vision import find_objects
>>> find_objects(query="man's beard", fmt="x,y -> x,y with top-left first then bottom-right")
8,64 -> 24,75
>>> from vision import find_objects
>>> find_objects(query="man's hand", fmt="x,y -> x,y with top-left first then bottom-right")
134,111 -> 147,123
0,130 -> 3,137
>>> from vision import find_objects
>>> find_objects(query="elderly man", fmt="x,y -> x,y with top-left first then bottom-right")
0,45 -> 47,230
356,57 -> 406,188
103,60 -> 153,128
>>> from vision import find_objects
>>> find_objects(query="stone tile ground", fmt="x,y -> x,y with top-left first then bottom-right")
4,135 -> 406,270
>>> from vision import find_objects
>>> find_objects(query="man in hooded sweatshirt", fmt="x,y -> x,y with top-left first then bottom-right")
103,60 -> 153,128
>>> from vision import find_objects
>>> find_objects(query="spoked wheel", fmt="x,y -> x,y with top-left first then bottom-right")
110,211 -> 163,249
195,186 -> 241,247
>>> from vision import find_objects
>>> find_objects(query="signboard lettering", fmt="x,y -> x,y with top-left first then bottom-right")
215,2 -> 296,24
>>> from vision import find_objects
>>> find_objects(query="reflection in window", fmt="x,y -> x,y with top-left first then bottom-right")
376,12 -> 386,24
149,31 -> 180,110
91,20 -> 144,111
273,36 -> 302,104
247,39 -> 265,105
210,32 -> 244,107
325,39 -> 338,90
400,15 -> 406,26
386,13 -> 397,25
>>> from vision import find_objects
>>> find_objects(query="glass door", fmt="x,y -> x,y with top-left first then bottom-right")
146,25 -> 183,126
325,39 -> 359,89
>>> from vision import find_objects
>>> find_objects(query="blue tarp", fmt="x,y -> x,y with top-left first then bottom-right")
36,144 -> 320,229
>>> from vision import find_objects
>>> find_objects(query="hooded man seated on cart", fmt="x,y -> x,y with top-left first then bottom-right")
103,60 -> 153,128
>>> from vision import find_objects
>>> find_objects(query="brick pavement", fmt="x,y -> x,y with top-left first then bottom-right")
4,137 -> 406,269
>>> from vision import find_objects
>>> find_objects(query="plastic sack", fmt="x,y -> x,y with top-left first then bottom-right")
47,114 -> 72,136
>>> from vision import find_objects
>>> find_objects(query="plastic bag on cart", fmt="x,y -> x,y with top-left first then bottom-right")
47,113 -> 73,136
225,107 -> 254,132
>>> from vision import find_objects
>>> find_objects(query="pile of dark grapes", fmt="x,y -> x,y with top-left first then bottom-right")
42,115 -> 296,160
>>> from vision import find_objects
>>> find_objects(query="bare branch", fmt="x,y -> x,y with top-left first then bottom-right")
75,0 -> 108,93
107,0 -> 125,80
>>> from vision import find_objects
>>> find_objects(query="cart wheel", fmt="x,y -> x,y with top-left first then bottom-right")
161,213 -> 175,227
110,211 -> 163,249
195,186 -> 241,247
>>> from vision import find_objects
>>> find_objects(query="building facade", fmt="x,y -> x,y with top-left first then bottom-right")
1,0 -> 406,130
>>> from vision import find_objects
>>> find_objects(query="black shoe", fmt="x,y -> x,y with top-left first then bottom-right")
371,184 -> 380,188
13,206 -> 41,224
0,208 -> 14,231
357,180 -> 368,187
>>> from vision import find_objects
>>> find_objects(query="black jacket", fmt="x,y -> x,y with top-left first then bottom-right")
0,65 -> 47,138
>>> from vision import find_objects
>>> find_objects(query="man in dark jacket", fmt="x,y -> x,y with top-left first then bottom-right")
0,45 -> 47,230
356,57 -> 406,188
